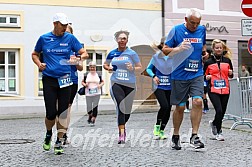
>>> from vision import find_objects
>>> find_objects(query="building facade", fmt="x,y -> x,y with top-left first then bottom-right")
164,0 -> 251,77
1,0 -> 250,114
0,0 -> 162,113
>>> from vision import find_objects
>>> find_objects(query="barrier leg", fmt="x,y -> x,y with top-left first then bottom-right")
223,114 -> 238,122
229,121 -> 252,130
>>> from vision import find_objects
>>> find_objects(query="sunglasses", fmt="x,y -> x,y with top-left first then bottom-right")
117,37 -> 127,41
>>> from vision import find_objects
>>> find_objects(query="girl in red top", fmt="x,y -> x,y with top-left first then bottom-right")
204,39 -> 233,141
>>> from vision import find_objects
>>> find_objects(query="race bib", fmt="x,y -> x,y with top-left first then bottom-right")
159,76 -> 170,86
89,88 -> 98,94
115,69 -> 129,80
184,59 -> 199,72
214,80 -> 226,89
58,74 -> 73,88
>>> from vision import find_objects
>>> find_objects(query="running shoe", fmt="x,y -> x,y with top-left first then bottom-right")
90,122 -> 95,126
184,109 -> 190,113
87,114 -> 92,124
190,135 -> 204,149
90,118 -> 95,126
216,132 -> 224,141
159,130 -> 167,140
87,119 -> 92,124
43,134 -> 52,151
171,135 -> 181,150
153,125 -> 160,136
202,109 -> 208,114
209,120 -> 217,135
118,131 -> 126,144
63,134 -> 70,145
54,141 -> 64,155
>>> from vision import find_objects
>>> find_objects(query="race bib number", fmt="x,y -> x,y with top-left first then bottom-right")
58,74 -> 73,88
89,88 -> 98,94
115,69 -> 129,80
184,59 -> 199,72
159,76 -> 170,86
214,80 -> 226,89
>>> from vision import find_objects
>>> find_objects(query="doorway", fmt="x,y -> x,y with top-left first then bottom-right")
131,45 -> 157,104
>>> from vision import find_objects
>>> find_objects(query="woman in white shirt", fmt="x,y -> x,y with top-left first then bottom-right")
82,61 -> 104,125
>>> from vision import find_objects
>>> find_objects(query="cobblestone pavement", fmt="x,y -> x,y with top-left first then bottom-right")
0,110 -> 251,167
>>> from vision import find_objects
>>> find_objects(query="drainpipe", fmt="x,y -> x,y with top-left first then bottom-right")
161,0 -> 165,37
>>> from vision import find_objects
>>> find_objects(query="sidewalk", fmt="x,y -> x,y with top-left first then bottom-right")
0,98 -> 160,119
0,95 -> 207,118
0,98 -> 116,119
1,97 -> 252,134
0,108 -> 252,166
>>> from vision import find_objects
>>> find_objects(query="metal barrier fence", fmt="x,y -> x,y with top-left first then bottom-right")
225,76 -> 252,130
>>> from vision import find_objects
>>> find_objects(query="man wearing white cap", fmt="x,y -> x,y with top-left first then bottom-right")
31,13 -> 88,155
52,13 -> 69,36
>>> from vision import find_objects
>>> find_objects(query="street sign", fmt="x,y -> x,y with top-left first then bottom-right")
241,0 -> 252,17
248,38 -> 252,54
241,19 -> 252,36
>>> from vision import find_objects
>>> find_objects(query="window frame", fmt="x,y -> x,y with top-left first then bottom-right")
0,49 -> 19,94
0,14 -> 21,28
86,50 -> 105,74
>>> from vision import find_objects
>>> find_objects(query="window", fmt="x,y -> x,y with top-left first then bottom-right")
206,40 -> 213,52
238,41 -> 252,76
0,14 -> 21,28
0,50 -> 18,93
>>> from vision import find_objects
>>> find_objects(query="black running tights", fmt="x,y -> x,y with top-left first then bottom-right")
111,83 -> 135,126
208,92 -> 229,133
154,89 -> 172,130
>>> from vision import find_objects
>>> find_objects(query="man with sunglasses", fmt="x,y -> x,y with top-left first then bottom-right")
163,8 -> 208,150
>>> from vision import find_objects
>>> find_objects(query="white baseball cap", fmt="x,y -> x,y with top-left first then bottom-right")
53,13 -> 69,25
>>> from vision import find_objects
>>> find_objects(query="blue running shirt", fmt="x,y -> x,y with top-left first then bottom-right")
165,23 -> 206,80
105,48 -> 140,84
146,51 -> 172,90
34,32 -> 83,78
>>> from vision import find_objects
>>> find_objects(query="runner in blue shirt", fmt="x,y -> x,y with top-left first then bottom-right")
146,37 -> 172,140
163,8 -> 208,150
103,30 -> 142,144
32,13 -> 88,155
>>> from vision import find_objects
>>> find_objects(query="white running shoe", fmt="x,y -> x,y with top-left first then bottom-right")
216,133 -> 225,141
184,109 -> 190,113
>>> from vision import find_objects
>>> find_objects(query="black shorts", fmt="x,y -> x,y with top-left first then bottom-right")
69,84 -> 78,104
42,76 -> 71,120
204,85 -> 208,94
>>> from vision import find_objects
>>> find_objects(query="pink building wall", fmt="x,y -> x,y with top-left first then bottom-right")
164,0 -> 251,76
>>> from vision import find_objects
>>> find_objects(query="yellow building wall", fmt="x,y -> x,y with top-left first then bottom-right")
0,0 -> 161,11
